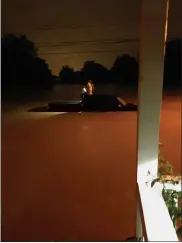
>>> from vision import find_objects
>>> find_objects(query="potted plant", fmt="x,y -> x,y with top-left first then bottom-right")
150,143 -> 182,239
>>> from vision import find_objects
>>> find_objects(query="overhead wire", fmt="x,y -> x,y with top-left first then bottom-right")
39,49 -> 124,55
36,38 -> 139,48
3,23 -> 139,56
3,22 -> 130,32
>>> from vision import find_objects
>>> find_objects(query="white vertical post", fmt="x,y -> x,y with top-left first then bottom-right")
137,0 -> 169,183
136,0 -> 169,240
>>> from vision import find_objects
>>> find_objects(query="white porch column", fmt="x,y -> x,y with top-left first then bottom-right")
135,2 -> 178,240
137,0 -> 169,183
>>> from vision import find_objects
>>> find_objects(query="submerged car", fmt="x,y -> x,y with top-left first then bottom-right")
48,94 -> 137,112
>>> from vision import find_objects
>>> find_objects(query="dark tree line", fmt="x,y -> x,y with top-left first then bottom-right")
163,38 -> 181,90
2,34 -> 180,101
59,38 -> 181,90
2,34 -> 56,100
59,55 -> 139,87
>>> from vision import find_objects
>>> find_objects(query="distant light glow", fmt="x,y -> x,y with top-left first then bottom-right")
164,0 -> 169,54
2,111 -> 67,122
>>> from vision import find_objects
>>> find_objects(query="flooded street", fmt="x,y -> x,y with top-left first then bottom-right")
1,90 -> 181,241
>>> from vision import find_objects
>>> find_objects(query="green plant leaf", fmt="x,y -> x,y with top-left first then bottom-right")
178,191 -> 182,199
151,178 -> 160,188
162,188 -> 165,197
180,215 -> 182,223
158,168 -> 162,175
172,210 -> 182,223
168,206 -> 175,219
166,165 -> 173,173
176,226 -> 182,237
172,218 -> 176,227
175,210 -> 182,218
171,191 -> 179,199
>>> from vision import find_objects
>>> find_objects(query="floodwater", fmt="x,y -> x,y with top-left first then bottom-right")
1,90 -> 181,241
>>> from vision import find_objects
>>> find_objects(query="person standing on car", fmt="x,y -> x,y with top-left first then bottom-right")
87,80 -> 94,95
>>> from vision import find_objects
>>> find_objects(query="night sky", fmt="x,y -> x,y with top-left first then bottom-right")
2,0 -> 182,74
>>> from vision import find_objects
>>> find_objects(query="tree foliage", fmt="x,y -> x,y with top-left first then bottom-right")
163,38 -> 181,89
58,55 -> 139,86
111,54 -> 139,85
59,65 -> 75,84
81,60 -> 108,84
2,34 -> 55,100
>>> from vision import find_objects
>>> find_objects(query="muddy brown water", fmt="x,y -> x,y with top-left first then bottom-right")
1,89 -> 181,241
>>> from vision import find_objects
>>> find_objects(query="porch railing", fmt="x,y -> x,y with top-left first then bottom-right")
136,182 -> 179,241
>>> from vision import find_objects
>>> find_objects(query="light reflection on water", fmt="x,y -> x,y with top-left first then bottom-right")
2,84 -> 137,112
